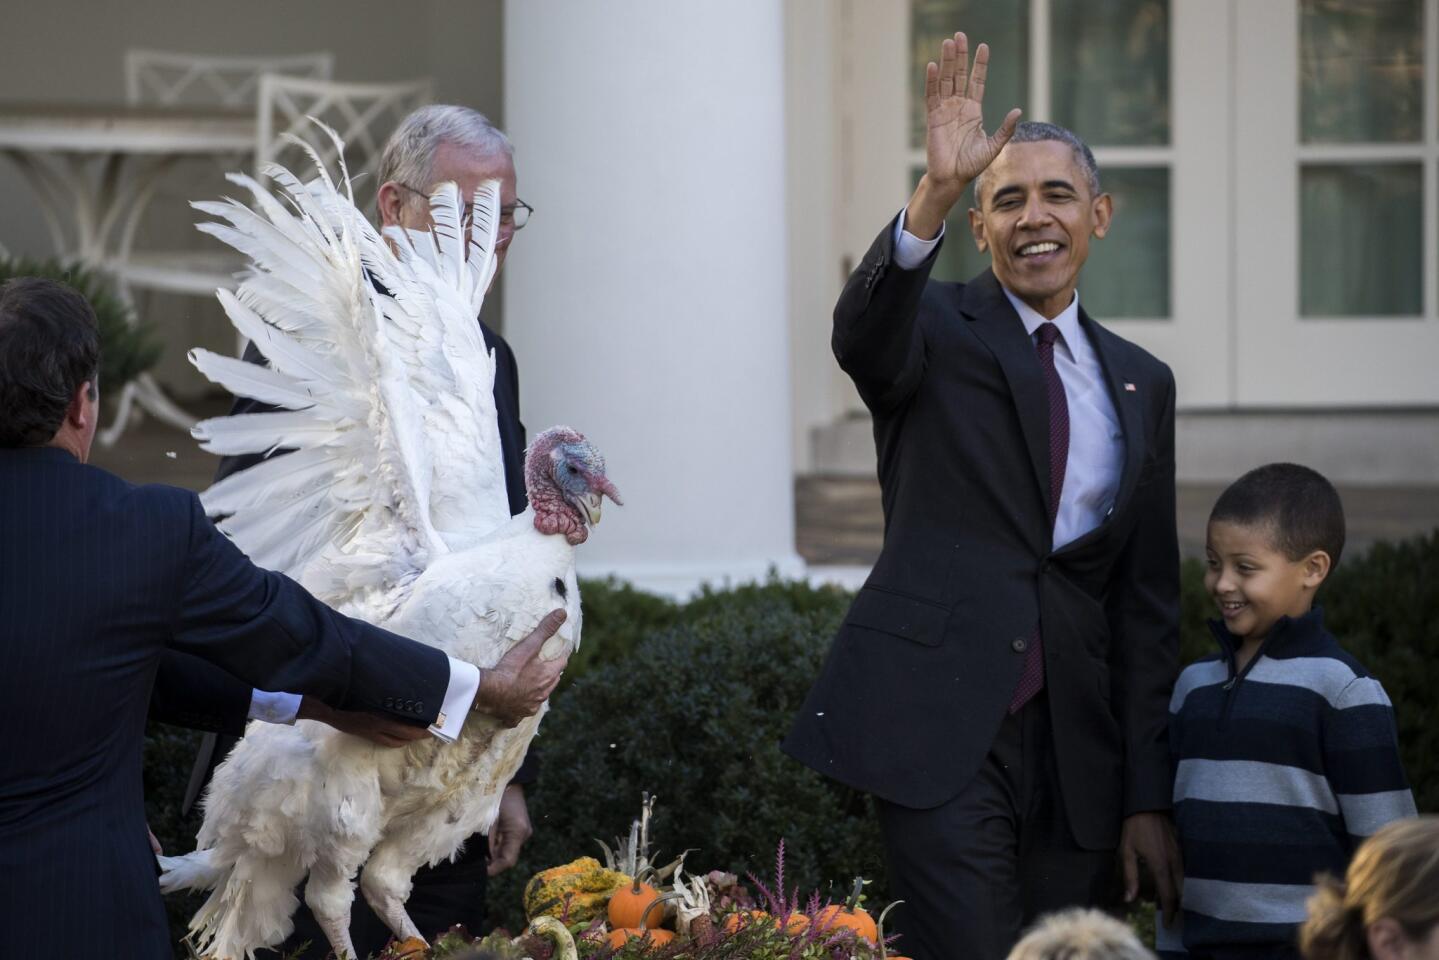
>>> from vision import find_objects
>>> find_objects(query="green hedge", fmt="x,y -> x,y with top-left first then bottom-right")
145,531 -> 1439,948
485,579 -> 880,933
0,257 -> 162,393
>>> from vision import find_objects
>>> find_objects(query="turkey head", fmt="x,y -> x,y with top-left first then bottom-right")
526,427 -> 623,545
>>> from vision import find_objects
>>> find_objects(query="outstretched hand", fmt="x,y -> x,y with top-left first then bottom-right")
474,609 -> 569,727
924,32 -> 1022,191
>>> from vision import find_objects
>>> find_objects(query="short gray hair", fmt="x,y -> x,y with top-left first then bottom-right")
376,104 -> 513,213
973,121 -> 1101,206
1006,909 -> 1156,960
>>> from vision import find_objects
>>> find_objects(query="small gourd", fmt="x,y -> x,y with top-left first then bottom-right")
605,927 -> 676,950
607,878 -> 665,930
721,909 -> 773,933
816,877 -> 879,944
523,856 -> 629,923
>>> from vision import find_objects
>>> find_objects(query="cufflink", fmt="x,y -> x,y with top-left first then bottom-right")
435,711 -> 447,727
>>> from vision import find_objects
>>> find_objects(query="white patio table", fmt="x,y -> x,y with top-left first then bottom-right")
0,102 -> 255,443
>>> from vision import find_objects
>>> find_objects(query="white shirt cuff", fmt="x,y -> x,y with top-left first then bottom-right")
429,656 -> 481,743
247,689 -> 302,725
892,206 -> 945,270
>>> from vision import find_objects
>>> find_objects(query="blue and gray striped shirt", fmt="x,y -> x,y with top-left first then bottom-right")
1157,607 -> 1415,960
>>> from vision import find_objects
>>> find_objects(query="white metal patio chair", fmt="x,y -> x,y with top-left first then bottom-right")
257,74 -> 435,216
109,50 -> 337,302
99,70 -> 431,444
125,50 -> 334,108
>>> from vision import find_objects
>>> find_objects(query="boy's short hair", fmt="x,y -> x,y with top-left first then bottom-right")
1006,908 -> 1156,960
1210,463 -> 1346,568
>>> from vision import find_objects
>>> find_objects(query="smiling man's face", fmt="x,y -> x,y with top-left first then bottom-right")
968,140 -> 1112,319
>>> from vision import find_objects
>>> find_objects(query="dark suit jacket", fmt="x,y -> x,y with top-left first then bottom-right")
0,445 -> 453,959
783,219 -> 1180,851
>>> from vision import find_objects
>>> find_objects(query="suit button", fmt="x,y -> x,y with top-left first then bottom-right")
383,697 -> 394,708
403,699 -> 413,711
415,701 -> 424,714
1012,637 -> 1029,653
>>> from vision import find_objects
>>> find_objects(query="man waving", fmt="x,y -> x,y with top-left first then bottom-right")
786,31 -> 1182,960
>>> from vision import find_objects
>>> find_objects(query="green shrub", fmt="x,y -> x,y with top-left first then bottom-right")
486,578 -> 881,933
559,577 -> 682,691
1305,532 -> 1439,812
0,256 -> 163,392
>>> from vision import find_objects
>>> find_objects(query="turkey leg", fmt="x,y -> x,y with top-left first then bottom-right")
303,858 -> 361,960
359,845 -> 425,945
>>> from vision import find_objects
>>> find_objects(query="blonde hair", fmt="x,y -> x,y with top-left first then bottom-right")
1301,816 -> 1439,960
1007,908 -> 1156,960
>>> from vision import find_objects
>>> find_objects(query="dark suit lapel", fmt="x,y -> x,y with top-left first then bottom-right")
959,270 -> 1052,518
1080,311 -> 1146,526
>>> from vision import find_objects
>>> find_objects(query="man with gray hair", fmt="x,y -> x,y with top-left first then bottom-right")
158,103 -> 540,955
785,28 -> 1182,960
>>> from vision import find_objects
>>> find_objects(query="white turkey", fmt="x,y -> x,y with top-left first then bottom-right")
156,126 -> 621,960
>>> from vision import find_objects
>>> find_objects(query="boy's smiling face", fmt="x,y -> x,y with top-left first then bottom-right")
1204,518 -> 1331,644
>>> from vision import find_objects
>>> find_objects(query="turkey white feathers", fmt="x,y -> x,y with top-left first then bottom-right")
157,123 -> 620,960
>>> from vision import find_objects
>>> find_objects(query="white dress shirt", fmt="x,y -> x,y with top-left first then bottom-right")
247,658 -> 480,743
893,212 -> 1125,549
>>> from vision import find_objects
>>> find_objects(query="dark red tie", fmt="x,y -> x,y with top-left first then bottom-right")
1009,322 -> 1069,713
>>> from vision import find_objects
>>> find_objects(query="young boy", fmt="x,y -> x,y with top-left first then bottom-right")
1157,463 -> 1415,960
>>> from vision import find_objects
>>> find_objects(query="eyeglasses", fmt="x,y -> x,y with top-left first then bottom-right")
394,182 -> 533,230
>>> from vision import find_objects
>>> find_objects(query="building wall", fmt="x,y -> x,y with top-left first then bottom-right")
0,0 -> 503,396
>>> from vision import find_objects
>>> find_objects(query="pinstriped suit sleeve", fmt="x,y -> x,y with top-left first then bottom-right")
149,649 -> 252,735
169,492 -> 450,724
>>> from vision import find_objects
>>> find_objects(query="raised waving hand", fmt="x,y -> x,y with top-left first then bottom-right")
908,31 -> 1023,239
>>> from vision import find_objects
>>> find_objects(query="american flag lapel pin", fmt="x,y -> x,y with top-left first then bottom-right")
1123,382 -> 1137,392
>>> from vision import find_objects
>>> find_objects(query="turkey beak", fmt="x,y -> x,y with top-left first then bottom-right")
581,492 -> 604,525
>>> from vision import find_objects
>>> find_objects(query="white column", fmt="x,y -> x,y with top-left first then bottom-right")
504,0 -> 804,597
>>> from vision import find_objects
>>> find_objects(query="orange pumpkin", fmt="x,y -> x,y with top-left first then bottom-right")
608,880 -> 665,930
816,903 -> 878,944
606,927 -> 675,949
388,938 -> 428,959
722,909 -> 773,933
782,913 -> 811,935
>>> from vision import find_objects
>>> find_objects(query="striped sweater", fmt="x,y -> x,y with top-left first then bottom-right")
1157,606 -> 1415,960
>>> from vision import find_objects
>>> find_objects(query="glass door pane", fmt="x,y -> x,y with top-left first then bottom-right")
1051,0 -> 1171,145
1300,0 -> 1424,144
1300,163 -> 1423,316
1082,167 -> 1172,317
910,0 -> 1028,148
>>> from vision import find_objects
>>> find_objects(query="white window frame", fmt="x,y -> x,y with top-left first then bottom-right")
1233,0 -> 1439,406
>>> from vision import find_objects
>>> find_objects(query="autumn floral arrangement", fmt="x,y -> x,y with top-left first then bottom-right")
377,795 -> 909,960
